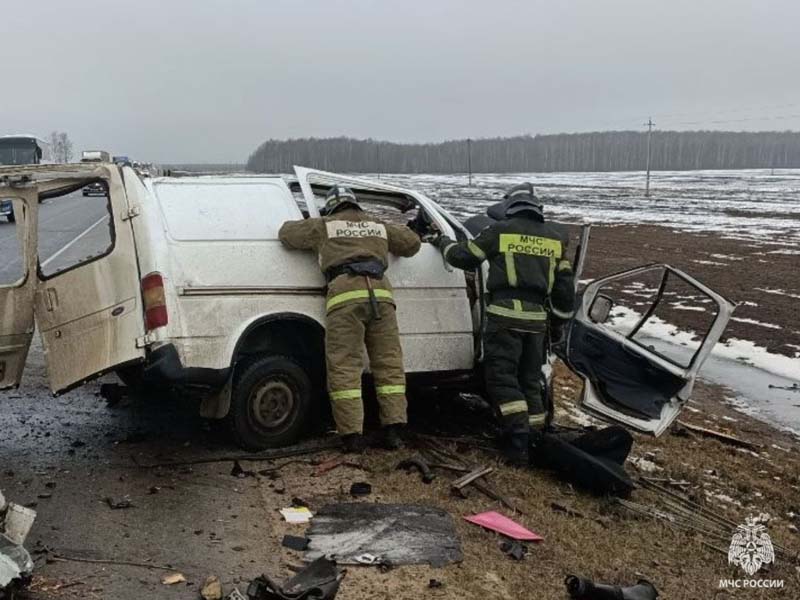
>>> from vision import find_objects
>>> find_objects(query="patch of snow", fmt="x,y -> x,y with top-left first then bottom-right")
730,317 -> 782,330
705,491 -> 743,507
767,249 -> 800,255
692,259 -> 727,266
710,253 -> 744,261
755,287 -> 800,300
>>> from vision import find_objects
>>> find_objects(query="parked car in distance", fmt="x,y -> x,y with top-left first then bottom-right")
0,199 -> 13,222
82,182 -> 106,197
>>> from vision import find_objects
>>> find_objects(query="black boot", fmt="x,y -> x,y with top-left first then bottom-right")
382,424 -> 405,450
565,575 -> 659,600
341,433 -> 365,454
503,432 -> 530,467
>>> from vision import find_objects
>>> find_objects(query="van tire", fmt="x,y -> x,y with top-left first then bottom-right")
7,213 -> 14,223
227,355 -> 312,450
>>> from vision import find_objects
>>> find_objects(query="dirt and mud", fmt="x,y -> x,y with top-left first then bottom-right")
2,337 -> 799,599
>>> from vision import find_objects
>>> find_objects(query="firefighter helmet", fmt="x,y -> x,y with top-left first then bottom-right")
322,186 -> 361,215
503,182 -> 543,220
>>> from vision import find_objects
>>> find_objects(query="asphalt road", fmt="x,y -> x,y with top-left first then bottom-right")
0,190 -> 109,285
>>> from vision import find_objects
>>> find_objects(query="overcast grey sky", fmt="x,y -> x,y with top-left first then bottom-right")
2,0 -> 799,163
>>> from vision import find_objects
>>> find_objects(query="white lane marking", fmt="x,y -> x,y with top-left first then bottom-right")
41,215 -> 108,268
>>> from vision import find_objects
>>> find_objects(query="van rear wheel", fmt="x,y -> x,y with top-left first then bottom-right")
227,355 -> 312,450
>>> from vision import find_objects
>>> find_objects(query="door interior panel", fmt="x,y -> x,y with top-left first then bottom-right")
568,321 -> 685,420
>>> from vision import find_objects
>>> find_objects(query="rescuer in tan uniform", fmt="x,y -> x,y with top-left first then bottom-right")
278,186 -> 421,451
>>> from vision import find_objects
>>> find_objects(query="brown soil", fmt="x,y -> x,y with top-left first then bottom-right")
572,223 -> 800,358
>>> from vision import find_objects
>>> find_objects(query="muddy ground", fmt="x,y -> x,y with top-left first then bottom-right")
2,224 -> 799,599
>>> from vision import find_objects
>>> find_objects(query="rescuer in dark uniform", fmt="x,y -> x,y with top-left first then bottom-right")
278,186 -> 421,452
435,183 -> 576,465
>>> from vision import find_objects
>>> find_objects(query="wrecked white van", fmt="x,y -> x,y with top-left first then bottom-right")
0,163 -> 734,449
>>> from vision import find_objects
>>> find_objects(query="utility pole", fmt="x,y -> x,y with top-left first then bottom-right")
376,144 -> 381,178
467,138 -> 473,187
644,117 -> 654,197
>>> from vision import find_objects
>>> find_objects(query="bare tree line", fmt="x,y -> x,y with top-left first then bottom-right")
245,131 -> 800,173
48,131 -> 74,163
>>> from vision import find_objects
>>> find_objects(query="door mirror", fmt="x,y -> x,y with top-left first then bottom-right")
589,294 -> 613,323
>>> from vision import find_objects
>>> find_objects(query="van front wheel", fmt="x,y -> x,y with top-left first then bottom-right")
227,355 -> 312,450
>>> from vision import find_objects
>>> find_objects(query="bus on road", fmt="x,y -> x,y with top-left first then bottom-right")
0,134 -> 54,166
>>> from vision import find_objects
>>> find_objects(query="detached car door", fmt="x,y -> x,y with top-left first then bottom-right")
33,166 -> 145,394
0,187 -> 38,389
564,263 -> 734,436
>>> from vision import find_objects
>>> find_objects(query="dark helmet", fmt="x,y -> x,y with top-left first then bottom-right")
321,186 -> 361,215
503,182 -> 543,220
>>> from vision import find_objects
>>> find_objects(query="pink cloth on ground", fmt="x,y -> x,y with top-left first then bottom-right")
463,511 -> 543,541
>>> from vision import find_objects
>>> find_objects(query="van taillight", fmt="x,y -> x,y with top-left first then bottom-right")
142,272 -> 168,331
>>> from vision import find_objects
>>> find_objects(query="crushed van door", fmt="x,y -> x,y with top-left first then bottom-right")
0,187 -> 38,390
28,165 -> 146,394
564,264 -> 734,436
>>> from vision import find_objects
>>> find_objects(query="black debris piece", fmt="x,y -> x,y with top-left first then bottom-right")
348,482 -> 371,497
565,575 -> 659,600
396,456 -> 436,484
305,503 -> 462,567
246,557 -> 344,600
499,539 -> 528,561
105,496 -> 133,510
231,461 -> 256,478
281,535 -> 310,552
428,579 -> 443,589
531,426 -> 635,496
290,497 -> 308,508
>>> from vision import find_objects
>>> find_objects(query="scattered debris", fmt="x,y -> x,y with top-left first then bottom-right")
428,579 -> 443,589
161,572 -> 186,585
550,502 -> 587,519
768,382 -> 800,392
246,557 -> 344,600
395,456 -> 436,483
305,503 -> 462,566
135,440 -> 340,469
565,575 -> 659,600
43,545 -> 181,572
463,511 -> 543,542
227,588 -> 247,600
231,461 -> 256,478
348,482 -> 371,497
280,507 -> 313,524
499,539 -> 528,561
451,466 -> 493,497
1,488 -> 36,593
676,420 -> 758,450
281,535 -> 310,551
201,575 -> 223,600
105,496 -> 133,510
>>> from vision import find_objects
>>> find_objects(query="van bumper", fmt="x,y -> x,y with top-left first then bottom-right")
143,343 -> 230,387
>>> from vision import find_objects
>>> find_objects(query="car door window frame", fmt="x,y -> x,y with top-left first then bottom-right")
36,176 -> 117,281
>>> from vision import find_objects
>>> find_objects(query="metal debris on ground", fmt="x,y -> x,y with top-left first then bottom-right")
201,575 -> 223,600
1,488 -> 36,594
463,511 -> 543,542
226,589 -> 247,600
428,579 -> 443,589
565,575 -> 659,600
675,420 -> 757,450
450,465 -> 493,497
305,503 -> 462,567
348,482 -> 371,497
246,557 -> 344,600
231,461 -> 256,478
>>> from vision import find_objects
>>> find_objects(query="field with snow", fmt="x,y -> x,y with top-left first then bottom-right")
377,169 -> 800,434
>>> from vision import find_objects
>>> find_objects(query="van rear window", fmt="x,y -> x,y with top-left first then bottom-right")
154,179 -> 301,241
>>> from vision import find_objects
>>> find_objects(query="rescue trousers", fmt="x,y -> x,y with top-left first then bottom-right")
483,317 -> 547,436
325,301 -> 407,435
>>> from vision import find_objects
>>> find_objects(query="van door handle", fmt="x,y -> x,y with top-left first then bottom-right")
44,288 -> 58,311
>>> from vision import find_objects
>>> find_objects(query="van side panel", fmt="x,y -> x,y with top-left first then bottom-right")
145,177 -> 474,375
